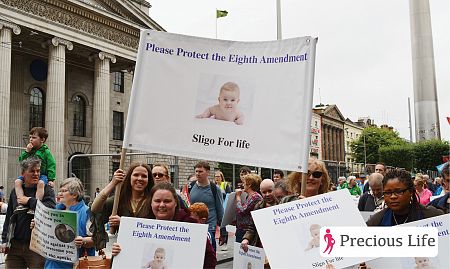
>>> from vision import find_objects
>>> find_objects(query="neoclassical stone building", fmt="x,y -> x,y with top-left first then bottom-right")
0,0 -> 213,196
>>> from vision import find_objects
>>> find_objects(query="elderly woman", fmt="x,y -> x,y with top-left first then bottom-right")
282,158 -> 331,202
112,182 -> 216,268
358,172 -> 385,212
44,178 -> 95,269
235,174 -> 262,243
366,169 -> 443,226
91,163 -> 154,230
347,176 -> 361,196
414,174 -> 433,205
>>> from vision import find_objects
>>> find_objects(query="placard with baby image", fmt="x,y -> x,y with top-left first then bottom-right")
251,190 -> 373,269
112,217 -> 208,269
29,200 -> 78,263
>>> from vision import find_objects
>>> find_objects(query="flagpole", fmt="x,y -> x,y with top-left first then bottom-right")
276,0 -> 282,40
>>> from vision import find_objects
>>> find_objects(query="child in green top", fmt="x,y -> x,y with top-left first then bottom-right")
16,127 -> 56,209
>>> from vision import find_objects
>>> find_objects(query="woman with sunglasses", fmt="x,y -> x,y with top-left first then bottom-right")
151,163 -> 188,209
281,158 -> 331,203
366,169 -> 443,226
91,163 -> 154,230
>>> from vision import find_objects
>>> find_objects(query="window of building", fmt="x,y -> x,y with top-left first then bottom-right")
29,87 -> 45,129
72,95 -> 86,136
113,72 -> 124,93
113,111 -> 124,140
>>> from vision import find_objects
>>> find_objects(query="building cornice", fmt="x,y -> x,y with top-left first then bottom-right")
1,0 -> 140,50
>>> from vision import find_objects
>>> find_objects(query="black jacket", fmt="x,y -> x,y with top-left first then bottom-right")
2,184 -> 56,243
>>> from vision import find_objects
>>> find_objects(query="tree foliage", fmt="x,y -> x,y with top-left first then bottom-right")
412,139 -> 449,172
379,144 -> 414,170
350,126 -> 407,164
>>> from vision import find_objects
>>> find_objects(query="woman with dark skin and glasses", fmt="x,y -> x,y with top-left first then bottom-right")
366,169 -> 443,226
281,158 -> 330,203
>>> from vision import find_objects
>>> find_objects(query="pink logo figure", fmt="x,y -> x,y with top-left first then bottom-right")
323,228 -> 336,254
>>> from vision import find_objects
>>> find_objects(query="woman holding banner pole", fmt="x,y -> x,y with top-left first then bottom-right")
42,177 -> 95,269
281,158 -> 331,203
91,163 -> 154,231
366,169 -> 443,226
111,182 -> 217,268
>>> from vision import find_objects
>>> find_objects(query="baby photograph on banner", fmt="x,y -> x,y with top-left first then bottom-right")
194,74 -> 254,127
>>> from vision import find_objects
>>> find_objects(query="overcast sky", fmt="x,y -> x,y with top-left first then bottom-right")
147,0 -> 449,142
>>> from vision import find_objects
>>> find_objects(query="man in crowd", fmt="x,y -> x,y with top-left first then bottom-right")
1,156 -> 56,268
374,162 -> 386,176
241,179 -> 279,252
358,173 -> 384,212
189,161 -> 223,252
363,162 -> 386,193
272,169 -> 284,183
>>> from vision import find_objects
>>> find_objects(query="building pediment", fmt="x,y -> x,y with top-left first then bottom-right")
323,105 -> 345,122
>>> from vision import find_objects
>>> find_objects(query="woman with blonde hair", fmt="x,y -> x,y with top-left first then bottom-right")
235,174 -> 262,243
282,158 -> 330,203
414,174 -> 433,205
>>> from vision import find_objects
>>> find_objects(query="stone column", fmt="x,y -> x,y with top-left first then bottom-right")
46,37 -> 73,182
341,130 -> 345,162
0,20 -> 20,189
323,125 -> 328,160
328,126 -> 333,160
91,52 -> 116,189
333,128 -> 338,161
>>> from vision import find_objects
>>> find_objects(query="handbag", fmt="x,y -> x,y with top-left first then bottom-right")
77,249 -> 111,269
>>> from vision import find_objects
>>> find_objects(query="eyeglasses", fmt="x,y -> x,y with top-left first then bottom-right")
152,173 -> 167,178
307,171 -> 323,178
383,188 -> 410,197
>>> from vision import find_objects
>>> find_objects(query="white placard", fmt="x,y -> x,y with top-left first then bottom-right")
233,242 -> 265,269
29,200 -> 78,263
251,190 -> 372,269
112,217 -> 208,269
344,214 -> 450,269
123,30 -> 317,172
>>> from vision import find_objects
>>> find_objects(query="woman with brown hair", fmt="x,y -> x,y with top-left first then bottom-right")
111,182 -> 216,268
91,163 -> 154,229
282,158 -> 330,203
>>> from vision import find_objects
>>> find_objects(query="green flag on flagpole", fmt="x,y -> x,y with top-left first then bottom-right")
216,9 -> 228,18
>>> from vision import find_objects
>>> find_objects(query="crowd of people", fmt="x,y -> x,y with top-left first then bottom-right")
0,127 -> 449,268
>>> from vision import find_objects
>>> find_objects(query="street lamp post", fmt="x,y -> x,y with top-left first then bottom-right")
363,133 -> 367,168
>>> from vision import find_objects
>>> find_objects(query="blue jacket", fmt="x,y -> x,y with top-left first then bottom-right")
428,193 -> 449,213
44,200 -> 95,269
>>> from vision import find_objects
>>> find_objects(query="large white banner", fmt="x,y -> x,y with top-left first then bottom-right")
112,217 -> 208,269
251,190 -> 372,269
123,30 -> 317,172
